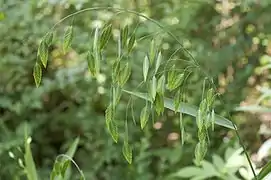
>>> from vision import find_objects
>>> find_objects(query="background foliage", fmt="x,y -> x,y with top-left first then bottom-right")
1,0 -> 271,179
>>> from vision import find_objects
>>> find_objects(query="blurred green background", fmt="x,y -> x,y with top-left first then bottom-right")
1,0 -> 271,179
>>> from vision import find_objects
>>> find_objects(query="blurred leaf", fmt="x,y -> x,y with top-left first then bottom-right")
24,127 -> 38,180
143,55 -> 149,82
235,105 -> 271,113
140,105 -> 150,129
33,62 -> 42,87
256,160 -> 271,180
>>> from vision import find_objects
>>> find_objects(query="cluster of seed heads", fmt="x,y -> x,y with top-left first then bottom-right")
34,14 -> 219,166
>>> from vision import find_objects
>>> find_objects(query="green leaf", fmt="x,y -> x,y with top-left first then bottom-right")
107,120 -> 118,143
149,39 -> 156,65
24,137 -> 38,180
143,55 -> 149,82
157,75 -> 166,95
53,161 -> 62,174
127,33 -> 136,54
44,31 -> 54,46
155,51 -> 162,74
121,25 -> 129,48
154,93 -> 164,115
212,154 -> 225,170
61,160 -> 70,178
66,137 -> 80,158
235,105 -> 271,113
167,72 -> 184,91
174,89 -> 181,113
123,90 -> 236,130
171,166 -> 202,178
80,174 -> 85,180
63,26 -> 73,53
33,62 -> 42,87
61,137 -> 80,180
140,105 -> 150,129
256,160 -> 271,180
148,76 -> 157,101
50,170 -> 57,180
38,40 -> 48,68
87,51 -> 96,76
118,62 -> 131,87
167,65 -> 176,90
100,24 -> 112,50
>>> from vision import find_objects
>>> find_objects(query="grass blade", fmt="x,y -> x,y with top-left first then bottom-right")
24,127 -> 38,180
123,90 -> 236,130
256,160 -> 271,180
